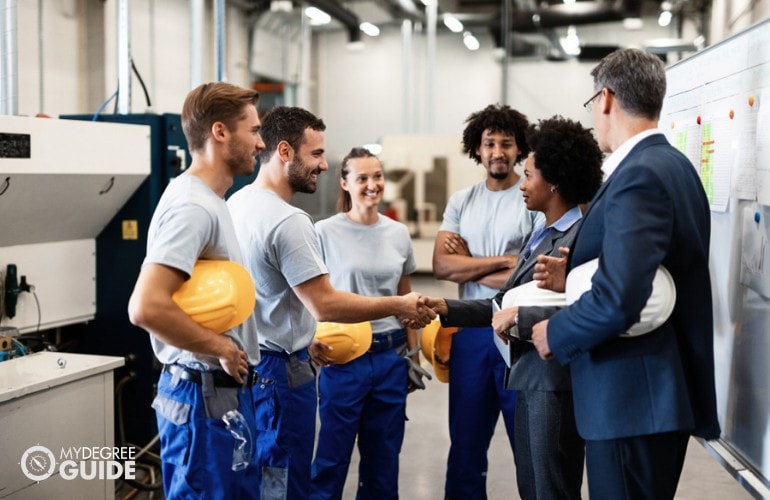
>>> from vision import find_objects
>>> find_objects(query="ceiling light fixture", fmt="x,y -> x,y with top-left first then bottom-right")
304,6 -> 331,26
463,31 -> 480,51
360,22 -> 380,37
658,10 -> 672,27
443,15 -> 464,33
560,26 -> 581,56
658,2 -> 674,28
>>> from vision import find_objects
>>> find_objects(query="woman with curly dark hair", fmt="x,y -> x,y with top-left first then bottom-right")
424,115 -> 603,499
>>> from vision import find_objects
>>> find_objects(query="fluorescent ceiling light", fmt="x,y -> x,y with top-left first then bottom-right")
304,6 -> 331,26
360,22 -> 380,37
463,31 -> 480,51
443,15 -> 464,33
658,10 -> 672,27
560,26 -> 581,56
270,0 -> 292,13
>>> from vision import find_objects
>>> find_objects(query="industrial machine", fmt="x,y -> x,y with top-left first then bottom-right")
59,113 -> 191,449
0,114 -> 148,497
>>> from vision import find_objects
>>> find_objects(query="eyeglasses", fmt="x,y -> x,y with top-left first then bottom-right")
583,88 -> 614,112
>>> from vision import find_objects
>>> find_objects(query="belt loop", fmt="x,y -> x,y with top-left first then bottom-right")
169,365 -> 182,388
201,371 -> 216,397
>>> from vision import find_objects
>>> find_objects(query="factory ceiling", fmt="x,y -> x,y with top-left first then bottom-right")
240,0 -> 713,59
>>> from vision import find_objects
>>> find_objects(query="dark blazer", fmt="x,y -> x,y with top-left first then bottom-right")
548,134 -> 720,441
442,217 -> 581,391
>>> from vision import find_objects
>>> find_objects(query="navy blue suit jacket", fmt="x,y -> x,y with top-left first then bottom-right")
548,134 -> 720,441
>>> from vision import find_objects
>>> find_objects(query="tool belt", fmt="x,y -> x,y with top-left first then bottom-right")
163,364 -> 259,388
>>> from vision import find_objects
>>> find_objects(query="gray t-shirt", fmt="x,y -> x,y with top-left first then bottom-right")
143,174 -> 261,367
315,212 -> 416,334
228,186 -> 328,353
440,178 -> 543,300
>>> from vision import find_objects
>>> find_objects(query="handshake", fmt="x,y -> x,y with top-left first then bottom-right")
396,292 -> 447,329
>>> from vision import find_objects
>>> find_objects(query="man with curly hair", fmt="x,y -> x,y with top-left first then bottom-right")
432,104 -> 543,499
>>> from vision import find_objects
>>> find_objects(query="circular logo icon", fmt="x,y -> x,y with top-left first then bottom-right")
20,445 -> 56,482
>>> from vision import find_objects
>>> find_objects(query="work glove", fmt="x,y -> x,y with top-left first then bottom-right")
403,344 -> 432,391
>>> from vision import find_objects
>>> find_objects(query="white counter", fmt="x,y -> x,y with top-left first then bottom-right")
0,352 -> 125,499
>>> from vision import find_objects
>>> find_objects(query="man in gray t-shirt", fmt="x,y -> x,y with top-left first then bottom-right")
432,104 -> 542,498
128,82 -> 265,498
227,106 -> 434,499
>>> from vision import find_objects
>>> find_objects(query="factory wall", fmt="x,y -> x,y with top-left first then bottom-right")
11,0 -> 770,162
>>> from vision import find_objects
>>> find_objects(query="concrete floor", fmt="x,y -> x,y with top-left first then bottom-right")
342,386 -> 753,499
337,275 -> 753,499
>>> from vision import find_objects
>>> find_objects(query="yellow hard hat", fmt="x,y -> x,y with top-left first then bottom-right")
314,321 -> 373,364
172,260 -> 256,334
419,318 -> 458,383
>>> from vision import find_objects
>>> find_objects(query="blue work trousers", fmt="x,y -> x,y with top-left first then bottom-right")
153,369 -> 261,499
445,326 -> 517,500
254,349 -> 318,500
311,347 -> 408,500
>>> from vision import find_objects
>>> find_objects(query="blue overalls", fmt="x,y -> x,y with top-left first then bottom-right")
311,329 -> 408,500
253,347 -> 317,499
445,326 -> 517,499
153,364 -> 262,499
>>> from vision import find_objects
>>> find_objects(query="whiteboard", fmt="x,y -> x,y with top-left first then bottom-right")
660,18 -> 770,496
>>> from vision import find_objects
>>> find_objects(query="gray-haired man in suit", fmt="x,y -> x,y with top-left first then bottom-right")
532,48 -> 720,499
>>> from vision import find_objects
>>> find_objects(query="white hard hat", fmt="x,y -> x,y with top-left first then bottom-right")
565,258 -> 676,337
501,280 -> 566,310
499,258 -> 676,338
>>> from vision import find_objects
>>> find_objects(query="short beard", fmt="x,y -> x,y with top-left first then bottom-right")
287,159 -> 318,194
490,170 -> 510,180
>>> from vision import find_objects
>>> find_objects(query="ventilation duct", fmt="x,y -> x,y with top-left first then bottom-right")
491,0 -> 642,34
306,0 -> 361,43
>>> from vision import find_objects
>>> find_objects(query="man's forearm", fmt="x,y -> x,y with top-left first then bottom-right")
433,254 -> 515,284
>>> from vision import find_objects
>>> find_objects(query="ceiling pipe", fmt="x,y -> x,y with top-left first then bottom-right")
1,0 -> 18,116
305,0 -> 361,43
116,0 -> 131,114
214,0 -> 227,81
190,0 -> 204,88
488,0 -> 642,41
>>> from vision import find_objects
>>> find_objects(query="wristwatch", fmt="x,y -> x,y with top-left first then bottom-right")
509,313 -> 520,339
